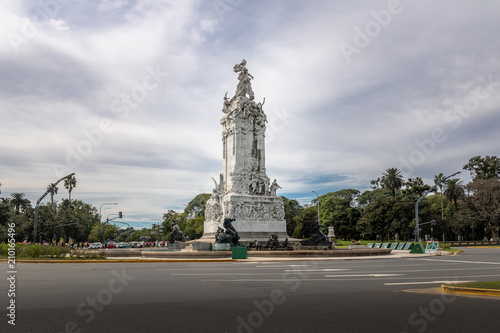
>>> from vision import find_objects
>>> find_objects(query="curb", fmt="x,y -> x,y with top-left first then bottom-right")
0,258 -> 237,263
441,284 -> 500,297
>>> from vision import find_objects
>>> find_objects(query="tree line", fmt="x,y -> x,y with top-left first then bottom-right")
168,155 -> 500,242
2,155 -> 499,243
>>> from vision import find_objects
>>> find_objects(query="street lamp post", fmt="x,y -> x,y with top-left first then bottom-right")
103,212 -> 122,242
113,221 -> 131,244
151,218 -> 162,244
33,173 -> 75,243
415,171 -> 460,242
312,191 -> 320,224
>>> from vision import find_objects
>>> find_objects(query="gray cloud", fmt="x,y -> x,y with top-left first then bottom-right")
1,0 -> 499,223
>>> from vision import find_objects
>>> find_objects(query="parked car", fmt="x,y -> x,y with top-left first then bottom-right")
106,242 -> 116,249
116,242 -> 128,248
89,242 -> 102,249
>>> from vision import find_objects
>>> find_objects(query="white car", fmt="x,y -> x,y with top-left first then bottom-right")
89,242 -> 102,249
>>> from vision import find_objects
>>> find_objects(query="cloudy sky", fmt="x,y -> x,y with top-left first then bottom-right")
1,0 -> 499,227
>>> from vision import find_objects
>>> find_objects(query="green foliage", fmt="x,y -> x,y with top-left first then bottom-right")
292,206 -> 317,239
319,190 -> 361,240
0,244 -> 71,258
184,193 -> 211,218
281,196 -> 302,235
381,168 -> 404,197
182,216 -> 204,239
463,155 -> 500,180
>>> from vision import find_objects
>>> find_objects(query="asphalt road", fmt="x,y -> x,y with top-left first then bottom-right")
2,248 -> 500,333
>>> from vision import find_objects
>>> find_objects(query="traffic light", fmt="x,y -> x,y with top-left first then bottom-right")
118,211 -> 123,218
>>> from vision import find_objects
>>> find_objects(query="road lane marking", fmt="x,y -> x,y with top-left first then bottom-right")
384,280 -> 475,286
284,269 -> 350,272
412,258 -> 500,265
324,274 -> 402,278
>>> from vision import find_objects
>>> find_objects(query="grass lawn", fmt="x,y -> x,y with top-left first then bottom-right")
450,281 -> 500,290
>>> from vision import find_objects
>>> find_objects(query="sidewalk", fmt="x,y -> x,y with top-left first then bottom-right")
8,249 -> 453,263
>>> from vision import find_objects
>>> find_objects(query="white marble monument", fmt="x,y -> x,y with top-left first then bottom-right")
202,60 -> 289,240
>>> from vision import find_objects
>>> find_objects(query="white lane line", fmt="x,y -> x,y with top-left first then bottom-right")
288,265 -> 314,267
412,258 -> 500,265
284,269 -> 350,272
385,280 -> 475,286
253,265 -> 312,268
324,274 -> 402,278
171,273 -> 259,276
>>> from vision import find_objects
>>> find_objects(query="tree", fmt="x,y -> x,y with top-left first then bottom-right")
403,177 -> 431,198
320,191 -> 361,240
381,168 -> 404,197
292,206 -> 317,239
64,175 -> 77,207
281,196 -> 302,235
10,193 -> 30,215
47,183 -> 59,205
463,155 -> 500,180
465,178 -> 500,240
444,178 -> 465,210
184,193 -> 211,218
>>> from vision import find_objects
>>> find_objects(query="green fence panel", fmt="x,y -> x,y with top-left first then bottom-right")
403,243 -> 414,250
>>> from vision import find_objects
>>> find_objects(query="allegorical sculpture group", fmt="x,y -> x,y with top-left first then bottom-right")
202,59 -> 289,241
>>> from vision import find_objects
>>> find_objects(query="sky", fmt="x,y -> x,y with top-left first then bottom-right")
1,0 -> 499,228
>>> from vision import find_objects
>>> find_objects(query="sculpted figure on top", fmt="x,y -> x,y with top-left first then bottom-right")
233,59 -> 255,100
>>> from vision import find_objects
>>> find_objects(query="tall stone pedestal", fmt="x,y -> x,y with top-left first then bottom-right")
202,60 -> 290,241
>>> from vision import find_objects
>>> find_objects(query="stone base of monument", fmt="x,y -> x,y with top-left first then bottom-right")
203,193 -> 290,241
202,220 -> 289,241
213,243 -> 232,251
192,242 -> 212,251
168,242 -> 188,251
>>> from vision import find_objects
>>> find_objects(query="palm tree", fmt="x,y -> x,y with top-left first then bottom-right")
47,183 -> 59,205
444,178 -> 465,210
434,173 -> 445,219
10,193 -> 29,214
381,168 -> 404,197
64,175 -> 77,208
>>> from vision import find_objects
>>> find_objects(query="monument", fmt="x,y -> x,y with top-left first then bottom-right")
203,60 -> 289,241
